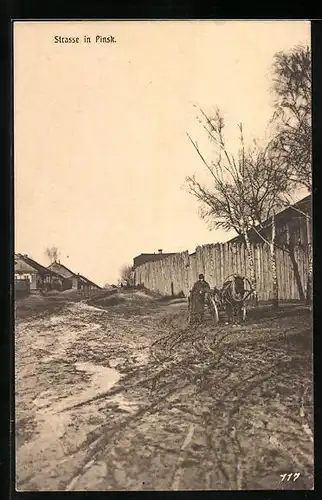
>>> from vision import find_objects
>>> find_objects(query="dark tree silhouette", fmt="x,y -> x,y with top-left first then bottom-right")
120,264 -> 135,287
269,45 -> 311,191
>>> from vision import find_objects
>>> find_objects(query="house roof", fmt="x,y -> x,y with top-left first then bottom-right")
134,252 -> 177,259
134,251 -> 197,265
227,194 -> 311,245
15,254 -> 62,278
47,261 -> 79,279
78,275 -> 101,289
260,194 -> 310,227
47,261 -> 100,288
133,252 -> 177,268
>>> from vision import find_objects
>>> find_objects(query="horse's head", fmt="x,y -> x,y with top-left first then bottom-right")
233,275 -> 245,296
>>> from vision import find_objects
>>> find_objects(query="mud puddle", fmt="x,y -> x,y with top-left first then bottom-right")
16,361 -> 123,489
35,361 -> 121,414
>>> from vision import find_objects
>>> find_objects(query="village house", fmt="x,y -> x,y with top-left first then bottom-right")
78,274 -> 101,292
47,261 -> 82,290
133,249 -> 177,269
228,195 -> 311,248
47,261 -> 101,293
14,254 -> 64,293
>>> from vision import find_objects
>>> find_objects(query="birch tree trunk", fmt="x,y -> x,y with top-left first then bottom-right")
306,215 -> 312,305
243,230 -> 258,304
270,212 -> 279,308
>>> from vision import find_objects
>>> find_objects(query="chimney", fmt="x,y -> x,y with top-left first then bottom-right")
158,249 -> 163,254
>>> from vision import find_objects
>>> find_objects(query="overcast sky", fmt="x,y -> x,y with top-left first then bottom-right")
14,21 -> 310,285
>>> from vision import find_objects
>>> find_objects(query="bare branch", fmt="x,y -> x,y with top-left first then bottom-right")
269,45 -> 311,191
120,264 -> 135,286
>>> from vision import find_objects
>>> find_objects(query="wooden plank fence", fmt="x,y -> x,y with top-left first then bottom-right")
134,241 -> 309,301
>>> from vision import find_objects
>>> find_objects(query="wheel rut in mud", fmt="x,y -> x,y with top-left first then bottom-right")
15,292 -> 313,491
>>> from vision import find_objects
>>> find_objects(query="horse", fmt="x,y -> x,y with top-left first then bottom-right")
219,274 -> 247,324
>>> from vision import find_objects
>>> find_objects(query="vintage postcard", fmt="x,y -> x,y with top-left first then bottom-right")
14,20 -> 313,491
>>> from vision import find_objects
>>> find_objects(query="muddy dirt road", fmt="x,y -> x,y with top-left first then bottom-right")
15,291 -> 314,491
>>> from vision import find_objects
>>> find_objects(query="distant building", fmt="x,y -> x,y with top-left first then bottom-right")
77,274 -> 101,291
133,249 -> 177,269
47,261 -> 101,292
15,254 -> 63,293
47,261 -> 80,290
228,194 -> 311,247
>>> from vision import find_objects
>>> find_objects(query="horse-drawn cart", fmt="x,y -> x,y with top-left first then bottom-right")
188,274 -> 254,325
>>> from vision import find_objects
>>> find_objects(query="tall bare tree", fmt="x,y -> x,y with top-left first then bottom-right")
186,46 -> 311,306
242,147 -> 285,308
186,108 -> 259,298
245,46 -> 312,305
269,45 -> 311,191
45,246 -> 60,263
186,108 -> 297,307
269,45 -> 312,303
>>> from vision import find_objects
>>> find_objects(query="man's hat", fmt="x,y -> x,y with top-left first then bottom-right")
198,273 -> 204,280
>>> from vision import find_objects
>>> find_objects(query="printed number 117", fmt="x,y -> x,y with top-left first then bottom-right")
280,473 -> 300,482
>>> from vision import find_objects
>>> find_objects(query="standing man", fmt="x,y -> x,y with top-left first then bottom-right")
189,273 -> 211,324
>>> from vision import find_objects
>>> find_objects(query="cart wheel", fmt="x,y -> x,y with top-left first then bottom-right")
209,297 -> 219,325
241,306 -> 247,322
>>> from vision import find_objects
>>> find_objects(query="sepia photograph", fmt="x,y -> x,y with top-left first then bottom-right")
14,20 -> 313,491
